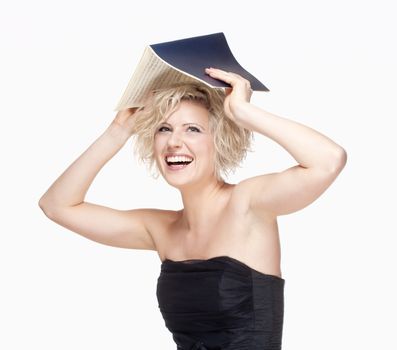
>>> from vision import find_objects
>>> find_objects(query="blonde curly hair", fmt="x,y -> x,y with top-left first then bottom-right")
131,82 -> 253,180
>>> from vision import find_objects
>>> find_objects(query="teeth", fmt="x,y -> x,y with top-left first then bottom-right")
166,155 -> 193,163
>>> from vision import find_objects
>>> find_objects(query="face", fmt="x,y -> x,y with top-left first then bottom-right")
153,100 -> 216,189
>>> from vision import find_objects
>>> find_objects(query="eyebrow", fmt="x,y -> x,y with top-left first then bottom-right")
159,122 -> 206,130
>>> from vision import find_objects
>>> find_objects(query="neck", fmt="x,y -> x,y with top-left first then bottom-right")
178,176 -> 229,232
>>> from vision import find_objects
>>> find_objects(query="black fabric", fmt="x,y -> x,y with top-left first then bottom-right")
156,256 -> 285,350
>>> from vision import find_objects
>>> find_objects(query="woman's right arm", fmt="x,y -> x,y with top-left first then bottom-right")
38,109 -> 156,251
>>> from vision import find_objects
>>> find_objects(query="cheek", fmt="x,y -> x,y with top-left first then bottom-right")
196,137 -> 216,158
207,138 -> 217,163
153,136 -> 164,153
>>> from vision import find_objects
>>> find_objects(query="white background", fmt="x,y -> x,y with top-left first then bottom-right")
1,0 -> 396,349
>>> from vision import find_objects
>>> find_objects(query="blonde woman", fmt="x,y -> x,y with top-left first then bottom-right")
39,67 -> 347,349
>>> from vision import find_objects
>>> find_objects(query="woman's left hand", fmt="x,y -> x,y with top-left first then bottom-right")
205,67 -> 253,123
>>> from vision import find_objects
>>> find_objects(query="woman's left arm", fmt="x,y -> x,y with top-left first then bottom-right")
205,68 -> 347,216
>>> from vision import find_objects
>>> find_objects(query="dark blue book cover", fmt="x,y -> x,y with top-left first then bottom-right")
150,32 -> 269,91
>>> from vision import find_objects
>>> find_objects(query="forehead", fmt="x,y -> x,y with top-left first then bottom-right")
164,100 -> 210,125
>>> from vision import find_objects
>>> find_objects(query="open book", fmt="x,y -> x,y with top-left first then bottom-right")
114,32 -> 269,110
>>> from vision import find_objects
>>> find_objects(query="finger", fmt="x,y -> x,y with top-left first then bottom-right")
205,67 -> 245,80
205,67 -> 234,85
205,68 -> 252,90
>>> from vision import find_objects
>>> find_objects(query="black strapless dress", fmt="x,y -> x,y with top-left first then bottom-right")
156,255 -> 285,350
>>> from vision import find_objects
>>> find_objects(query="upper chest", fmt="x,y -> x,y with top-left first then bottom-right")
151,194 -> 277,262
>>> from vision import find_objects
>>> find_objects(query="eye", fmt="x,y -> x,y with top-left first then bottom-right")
187,126 -> 201,132
158,126 -> 171,132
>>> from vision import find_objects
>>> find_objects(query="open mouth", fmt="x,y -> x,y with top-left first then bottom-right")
165,155 -> 194,170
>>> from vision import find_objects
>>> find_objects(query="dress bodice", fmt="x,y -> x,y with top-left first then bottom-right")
156,255 -> 285,350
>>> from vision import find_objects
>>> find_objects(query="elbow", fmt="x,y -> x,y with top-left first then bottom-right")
328,147 -> 348,174
38,197 -> 54,218
38,195 -> 48,210
38,197 -> 46,211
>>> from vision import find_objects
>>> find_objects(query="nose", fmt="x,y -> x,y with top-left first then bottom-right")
167,130 -> 183,148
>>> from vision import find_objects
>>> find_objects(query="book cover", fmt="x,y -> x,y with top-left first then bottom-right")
114,32 -> 268,110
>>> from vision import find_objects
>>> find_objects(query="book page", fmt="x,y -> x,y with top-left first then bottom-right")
115,47 -> 200,110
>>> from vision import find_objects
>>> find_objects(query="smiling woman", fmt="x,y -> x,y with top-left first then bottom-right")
131,82 -> 253,180
38,68 -> 346,350
154,100 -> 218,187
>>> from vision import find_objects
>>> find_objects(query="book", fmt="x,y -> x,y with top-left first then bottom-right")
114,32 -> 269,110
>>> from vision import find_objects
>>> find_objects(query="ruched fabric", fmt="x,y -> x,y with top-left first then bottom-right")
156,256 -> 285,350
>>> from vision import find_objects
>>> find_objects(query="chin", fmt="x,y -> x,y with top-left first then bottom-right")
157,160 -> 214,189
159,170 -> 203,190
162,175 -> 197,189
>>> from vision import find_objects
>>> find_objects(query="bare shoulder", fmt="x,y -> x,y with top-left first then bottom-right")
228,177 -> 276,220
134,207 -> 180,249
138,207 -> 180,227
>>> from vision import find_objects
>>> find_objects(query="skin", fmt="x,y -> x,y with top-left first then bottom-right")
153,101 -> 219,192
39,68 -> 347,279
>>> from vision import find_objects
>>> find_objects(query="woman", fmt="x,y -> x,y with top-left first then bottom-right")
39,67 -> 347,349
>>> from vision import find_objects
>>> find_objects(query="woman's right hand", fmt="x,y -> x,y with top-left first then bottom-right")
107,107 -> 140,143
111,107 -> 139,136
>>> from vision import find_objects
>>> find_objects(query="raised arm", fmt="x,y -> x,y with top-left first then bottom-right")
205,67 -> 347,216
38,109 -> 156,250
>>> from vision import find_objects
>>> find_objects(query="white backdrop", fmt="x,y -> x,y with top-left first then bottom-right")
1,0 -> 396,349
